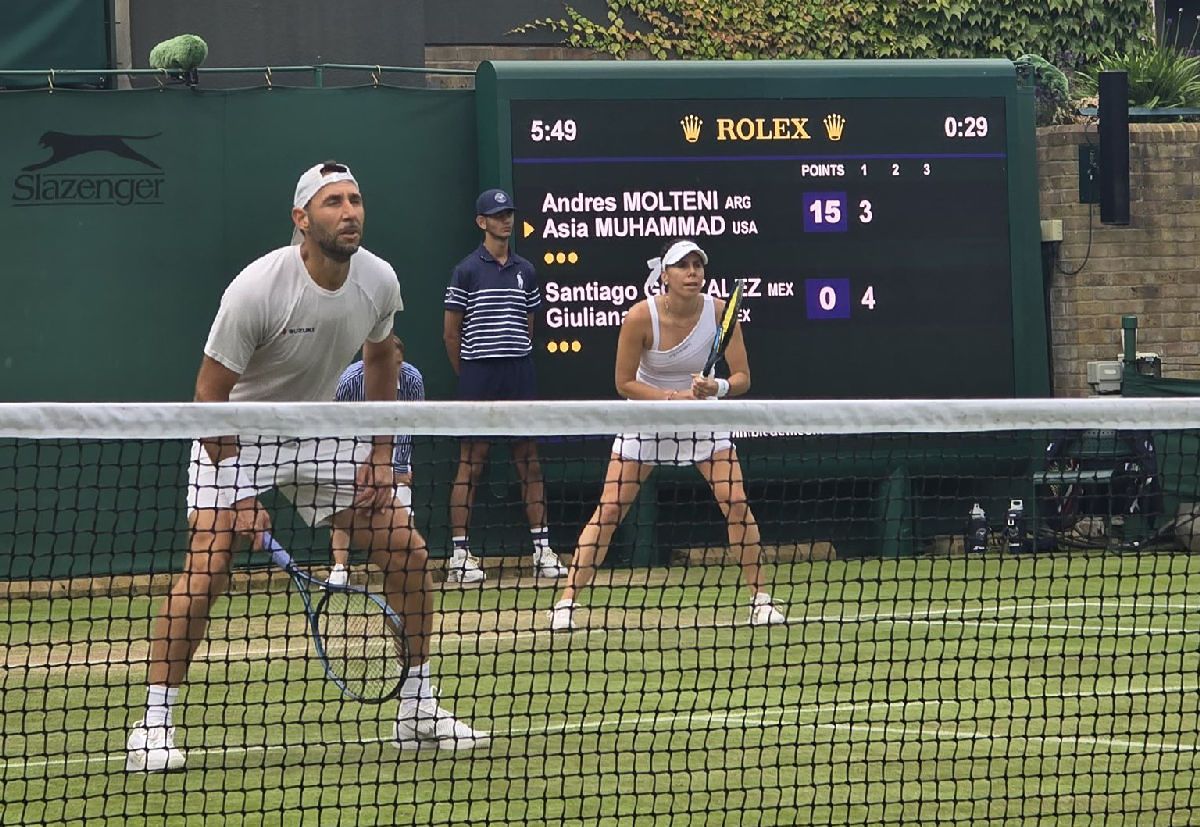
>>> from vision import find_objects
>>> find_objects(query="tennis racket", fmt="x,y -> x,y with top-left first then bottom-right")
702,277 -> 746,377
264,531 -> 409,703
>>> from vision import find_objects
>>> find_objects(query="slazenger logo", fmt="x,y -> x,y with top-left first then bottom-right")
11,130 -> 165,207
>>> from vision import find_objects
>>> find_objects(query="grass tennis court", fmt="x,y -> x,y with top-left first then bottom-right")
3,553 -> 1200,826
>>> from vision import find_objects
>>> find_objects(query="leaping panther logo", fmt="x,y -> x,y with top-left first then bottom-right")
22,131 -> 162,172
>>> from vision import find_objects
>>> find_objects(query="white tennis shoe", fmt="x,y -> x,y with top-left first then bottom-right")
749,593 -> 787,626
125,720 -> 186,772
445,548 -> 486,584
549,598 -> 576,632
326,563 -> 349,588
393,696 -> 489,751
532,547 -> 568,578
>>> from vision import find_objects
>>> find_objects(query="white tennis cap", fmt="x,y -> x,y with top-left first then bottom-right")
662,240 -> 708,267
293,161 -> 358,210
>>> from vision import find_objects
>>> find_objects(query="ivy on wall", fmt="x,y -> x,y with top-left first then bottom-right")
518,0 -> 1152,69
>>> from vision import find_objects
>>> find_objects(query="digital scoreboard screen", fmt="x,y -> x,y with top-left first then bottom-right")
480,62 -> 1047,399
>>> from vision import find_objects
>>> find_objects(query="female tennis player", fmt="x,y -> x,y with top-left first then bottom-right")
549,239 -> 787,631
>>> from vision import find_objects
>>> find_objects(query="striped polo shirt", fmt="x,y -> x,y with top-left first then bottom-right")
333,360 -> 425,475
444,244 -> 541,360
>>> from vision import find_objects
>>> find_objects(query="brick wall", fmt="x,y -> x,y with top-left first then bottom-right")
1038,123 -> 1200,397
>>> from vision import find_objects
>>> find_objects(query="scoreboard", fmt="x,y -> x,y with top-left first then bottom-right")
476,60 -> 1048,399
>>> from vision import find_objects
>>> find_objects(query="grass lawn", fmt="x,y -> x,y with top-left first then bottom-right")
3,554 -> 1200,826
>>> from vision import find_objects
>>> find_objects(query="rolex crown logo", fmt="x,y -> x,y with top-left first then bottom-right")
680,114 -> 703,143
823,113 -> 845,141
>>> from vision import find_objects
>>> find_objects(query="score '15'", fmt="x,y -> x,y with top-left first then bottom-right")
803,193 -> 872,233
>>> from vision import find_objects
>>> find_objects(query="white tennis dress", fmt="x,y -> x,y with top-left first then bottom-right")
612,294 -> 734,465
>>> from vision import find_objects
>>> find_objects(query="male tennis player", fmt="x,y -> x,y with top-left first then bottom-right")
328,335 -> 425,586
442,188 -> 567,583
549,239 -> 787,632
125,161 -> 486,773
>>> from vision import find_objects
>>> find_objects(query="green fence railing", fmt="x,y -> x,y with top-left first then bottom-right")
0,63 -> 475,92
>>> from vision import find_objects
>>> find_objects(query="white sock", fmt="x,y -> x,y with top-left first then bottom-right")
553,598 -> 575,611
752,592 -> 773,607
451,536 -> 470,558
145,685 -> 179,729
401,661 -> 433,701
531,527 -> 550,552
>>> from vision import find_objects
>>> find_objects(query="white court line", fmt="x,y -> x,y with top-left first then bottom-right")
815,720 -> 1200,755
7,595 -> 1200,672
912,617 -> 1187,637
4,679 -> 1199,773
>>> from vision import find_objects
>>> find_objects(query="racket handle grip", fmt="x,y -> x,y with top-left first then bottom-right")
262,531 -> 294,570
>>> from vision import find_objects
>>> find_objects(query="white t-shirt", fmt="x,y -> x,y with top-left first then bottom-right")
204,245 -> 404,402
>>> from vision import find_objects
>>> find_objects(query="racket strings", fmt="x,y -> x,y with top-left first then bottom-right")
316,591 -> 406,700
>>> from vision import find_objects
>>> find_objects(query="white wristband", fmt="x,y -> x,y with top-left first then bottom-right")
715,378 -> 730,398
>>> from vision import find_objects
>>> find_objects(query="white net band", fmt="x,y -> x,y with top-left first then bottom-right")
1,397 -> 1198,439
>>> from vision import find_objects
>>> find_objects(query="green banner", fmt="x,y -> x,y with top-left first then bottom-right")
1,85 -> 475,402
0,85 -> 477,578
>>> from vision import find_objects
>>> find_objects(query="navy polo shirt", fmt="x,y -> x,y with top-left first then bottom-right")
444,244 -> 541,360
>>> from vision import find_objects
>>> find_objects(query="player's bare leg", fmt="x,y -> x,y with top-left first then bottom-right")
334,501 -> 432,663
148,510 -> 235,688
341,498 -> 488,750
551,457 -> 652,630
130,503 -> 262,772
697,449 -> 786,626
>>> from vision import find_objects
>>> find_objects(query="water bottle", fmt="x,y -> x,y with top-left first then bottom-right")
1004,499 -> 1025,553
967,503 -> 989,554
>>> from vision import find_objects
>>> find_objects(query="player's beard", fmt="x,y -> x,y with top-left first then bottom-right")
309,220 -> 361,262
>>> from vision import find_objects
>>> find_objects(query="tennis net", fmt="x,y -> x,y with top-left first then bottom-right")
1,398 -> 1199,825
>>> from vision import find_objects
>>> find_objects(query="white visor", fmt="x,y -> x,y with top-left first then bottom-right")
291,162 -> 358,244
661,240 -> 708,267
293,162 -> 358,210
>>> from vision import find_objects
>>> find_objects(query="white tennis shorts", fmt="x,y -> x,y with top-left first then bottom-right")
187,438 -> 372,526
611,431 -> 733,466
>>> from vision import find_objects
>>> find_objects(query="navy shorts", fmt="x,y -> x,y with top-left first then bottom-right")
457,356 -> 537,401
